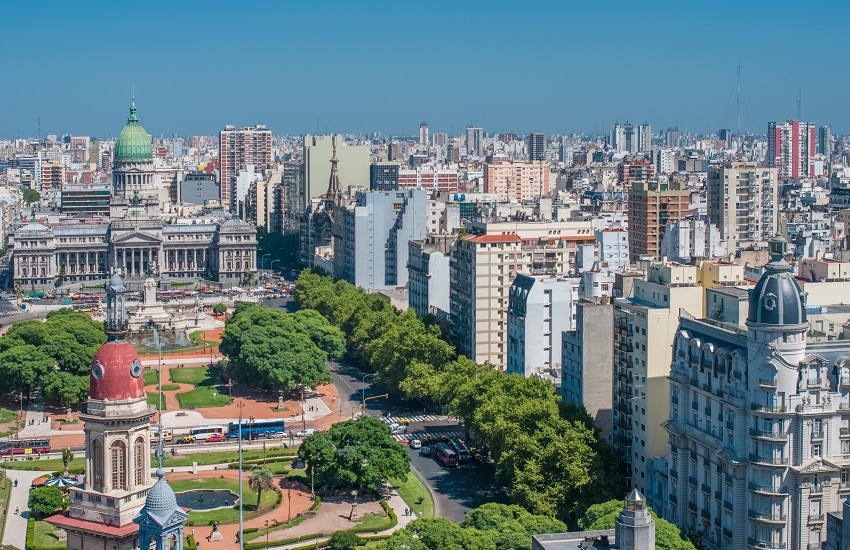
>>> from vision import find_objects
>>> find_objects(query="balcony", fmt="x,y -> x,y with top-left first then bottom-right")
689,476 -> 698,487
748,482 -> 788,495
749,454 -> 789,466
747,538 -> 786,549
723,499 -> 733,511
701,508 -> 710,520
758,378 -> 777,389
723,527 -> 733,539
811,429 -> 824,441
751,404 -> 787,414
688,501 -> 697,513
748,510 -> 788,523
750,428 -> 788,441
808,483 -> 825,495
701,483 -> 711,494
841,427 -> 850,439
808,513 -> 825,523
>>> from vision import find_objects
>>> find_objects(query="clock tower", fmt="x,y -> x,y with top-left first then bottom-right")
47,274 -> 156,549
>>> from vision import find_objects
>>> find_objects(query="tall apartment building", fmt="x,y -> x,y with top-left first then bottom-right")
665,128 -> 681,148
661,219 -> 727,263
707,162 -> 779,250
219,125 -> 272,211
449,219 -> 595,370
628,180 -> 691,259
506,274 -> 574,380
618,159 -> 656,183
398,167 -> 459,193
597,228 -> 630,273
466,126 -> 483,156
335,189 -> 428,292
528,133 -> 546,161
562,298 -> 615,440
767,120 -> 817,179
40,162 -> 66,190
663,236 -> 850,550
483,161 -> 550,202
638,123 -> 653,152
819,125 -> 834,159
408,235 -> 453,322
611,124 -> 627,153
419,122 -> 429,147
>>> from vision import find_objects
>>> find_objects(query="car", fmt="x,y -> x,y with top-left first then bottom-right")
419,446 -> 431,456
409,439 -> 422,449
178,435 -> 196,444
205,434 -> 225,443
266,431 -> 286,439
296,428 -> 317,437
389,424 -> 407,435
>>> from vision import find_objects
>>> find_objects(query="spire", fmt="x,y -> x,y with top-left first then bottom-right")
128,96 -> 139,124
326,135 -> 342,205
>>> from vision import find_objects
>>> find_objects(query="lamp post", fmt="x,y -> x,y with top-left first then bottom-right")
261,254 -> 271,271
361,373 -> 377,414
270,259 -> 280,274
264,519 -> 269,547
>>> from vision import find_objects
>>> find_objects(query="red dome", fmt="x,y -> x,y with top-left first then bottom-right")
89,340 -> 145,401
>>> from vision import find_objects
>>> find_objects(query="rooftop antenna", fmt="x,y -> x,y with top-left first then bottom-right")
735,63 -> 741,135
37,117 -> 41,142
797,89 -> 802,120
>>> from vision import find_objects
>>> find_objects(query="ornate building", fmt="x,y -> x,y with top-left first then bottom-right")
46,274 -> 185,548
11,99 -> 256,291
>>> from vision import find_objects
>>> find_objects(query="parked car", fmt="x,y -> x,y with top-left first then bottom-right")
409,439 -> 422,450
296,428 -> 317,437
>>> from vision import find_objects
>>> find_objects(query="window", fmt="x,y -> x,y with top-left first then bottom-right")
813,444 -> 822,458
134,437 -> 145,486
92,439 -> 104,490
111,441 -> 127,490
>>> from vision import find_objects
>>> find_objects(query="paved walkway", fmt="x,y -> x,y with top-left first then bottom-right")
2,469 -> 44,548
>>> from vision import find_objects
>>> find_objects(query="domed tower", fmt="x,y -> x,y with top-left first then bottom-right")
47,273 -> 156,550
746,235 -> 808,402
134,468 -> 188,550
113,98 -> 157,198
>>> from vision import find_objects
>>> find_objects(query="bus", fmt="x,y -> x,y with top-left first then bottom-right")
227,419 -> 286,440
434,443 -> 458,467
449,439 -> 471,464
189,425 -> 226,441
0,438 -> 51,455
150,428 -> 173,443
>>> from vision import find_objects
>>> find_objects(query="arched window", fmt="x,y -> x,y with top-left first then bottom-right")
92,439 -> 104,491
134,436 -> 145,487
111,441 -> 127,490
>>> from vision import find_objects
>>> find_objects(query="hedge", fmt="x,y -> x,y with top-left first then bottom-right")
185,534 -> 198,550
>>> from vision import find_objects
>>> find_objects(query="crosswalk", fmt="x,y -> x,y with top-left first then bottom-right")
382,414 -> 447,424
0,307 -> 21,317
393,431 -> 463,443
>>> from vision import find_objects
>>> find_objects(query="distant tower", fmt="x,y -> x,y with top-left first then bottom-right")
134,468 -> 188,549
615,489 -> 655,550
419,122 -> 429,147
528,133 -> 545,161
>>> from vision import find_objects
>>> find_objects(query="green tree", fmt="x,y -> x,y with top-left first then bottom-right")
248,467 -> 275,509
22,188 -> 40,205
292,309 -> 345,359
62,448 -> 75,476
0,344 -> 54,396
326,530 -> 360,550
579,499 -> 697,550
28,486 -> 64,517
461,502 -> 566,534
297,416 -> 409,491
42,372 -> 89,406
386,518 -> 494,550
213,303 -> 227,315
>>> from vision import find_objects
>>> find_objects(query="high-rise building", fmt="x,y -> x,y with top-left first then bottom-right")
398,167 -> 459,193
408,235 -> 453,322
419,122 -> 429,147
707,162 -> 779,250
766,120 -> 817,179
618,159 -> 656,183
638,124 -> 652,153
369,162 -> 400,191
627,180 -> 691,259
483,160 -> 550,202
449,219 -> 596,370
662,237 -> 850,550
219,125 -> 272,211
665,128 -> 681,148
528,133 -> 546,161
611,123 -> 627,152
718,128 -> 733,144
466,126 -> 483,156
819,125 -> 834,159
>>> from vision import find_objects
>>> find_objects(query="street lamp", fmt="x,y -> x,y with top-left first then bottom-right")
264,519 -> 269,547
270,259 -> 280,274
361,373 -> 377,413
261,254 -> 271,271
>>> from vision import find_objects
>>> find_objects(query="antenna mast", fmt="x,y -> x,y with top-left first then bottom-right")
735,64 -> 741,135
797,90 -> 802,120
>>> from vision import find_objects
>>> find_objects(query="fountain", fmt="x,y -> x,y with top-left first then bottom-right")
175,489 -> 239,511
126,325 -> 194,354
125,277 -> 223,335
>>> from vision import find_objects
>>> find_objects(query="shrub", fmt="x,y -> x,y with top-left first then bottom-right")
327,530 -> 360,550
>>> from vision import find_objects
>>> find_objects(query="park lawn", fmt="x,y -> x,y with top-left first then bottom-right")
0,407 -> 20,438
0,472 -> 10,535
362,542 -> 388,549
143,368 -> 159,386
147,392 -> 166,410
34,519 -> 65,547
6,456 -> 85,472
169,477 -> 279,525
176,386 -> 230,409
391,471 -> 434,519
169,448 -> 296,467
356,511 -> 394,531
169,366 -> 211,385
189,330 -> 219,345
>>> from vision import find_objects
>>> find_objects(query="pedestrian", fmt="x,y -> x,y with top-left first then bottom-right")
404,507 -> 409,516
14,507 -> 19,515
13,479 -> 17,487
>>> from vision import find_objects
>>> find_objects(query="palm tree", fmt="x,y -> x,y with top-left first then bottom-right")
62,448 -> 74,476
248,467 -> 275,510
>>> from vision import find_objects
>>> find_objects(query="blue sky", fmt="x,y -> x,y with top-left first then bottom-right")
2,1 -> 848,138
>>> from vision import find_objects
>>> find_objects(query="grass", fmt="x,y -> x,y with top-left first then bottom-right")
169,477 -> 279,525
189,330 -> 220,345
0,471 -> 11,536
0,407 -> 21,438
147,392 -> 166,409
6,456 -> 85,471
391,471 -> 434,519
169,366 -> 212,385
356,512 -> 392,531
33,519 -> 65,547
176,386 -> 231,409
143,368 -> 159,386
161,384 -> 179,391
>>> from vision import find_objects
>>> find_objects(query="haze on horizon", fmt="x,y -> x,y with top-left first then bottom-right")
2,0 -> 848,138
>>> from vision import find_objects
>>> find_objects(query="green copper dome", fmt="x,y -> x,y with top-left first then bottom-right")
114,99 -> 152,163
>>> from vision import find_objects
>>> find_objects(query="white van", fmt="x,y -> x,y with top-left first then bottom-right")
389,423 -> 407,435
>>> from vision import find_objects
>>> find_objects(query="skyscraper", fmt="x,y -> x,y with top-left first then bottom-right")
419,122 -> 429,147
528,132 -> 545,161
766,120 -> 816,179
819,125 -> 834,159
219,125 -> 272,211
466,126 -> 483,156
638,123 -> 652,152
665,127 -> 681,148
707,162 -> 778,250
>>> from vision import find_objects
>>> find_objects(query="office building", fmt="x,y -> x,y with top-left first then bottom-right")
178,171 -> 219,205
483,161 -> 550,202
663,236 -> 850,550
563,298 -> 615,440
219,125 -> 272,211
60,184 -> 111,216
335,189 -> 428,292
638,124 -> 652,153
466,126 -> 483,156
628,180 -> 691,259
819,125 -> 834,159
665,128 -> 681,148
408,235 -> 453,322
419,122 -> 429,147
707,162 -> 779,251
450,219 -> 596,370
528,133 -> 546,161
767,120 -> 817,179
506,274 -> 574,381
370,162 -> 400,191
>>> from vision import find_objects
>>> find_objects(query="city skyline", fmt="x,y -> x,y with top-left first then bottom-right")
3,1 -> 850,137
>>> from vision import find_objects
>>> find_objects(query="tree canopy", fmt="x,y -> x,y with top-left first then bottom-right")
578,499 -> 697,550
297,416 -> 410,491
293,270 -> 625,524
28,486 -> 65,517
22,188 -> 40,204
220,303 -> 338,393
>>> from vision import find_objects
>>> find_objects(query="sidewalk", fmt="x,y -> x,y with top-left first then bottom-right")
2,469 -> 45,548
